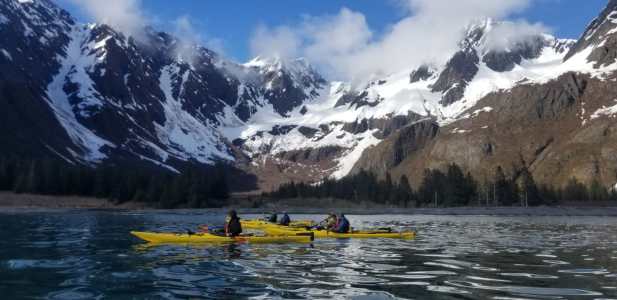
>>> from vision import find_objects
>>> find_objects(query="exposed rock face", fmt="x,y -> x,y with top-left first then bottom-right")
482,36 -> 545,72
431,50 -> 479,105
351,120 -> 440,176
410,65 -> 434,83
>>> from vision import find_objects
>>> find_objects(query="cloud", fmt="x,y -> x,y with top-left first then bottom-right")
250,0 -> 542,82
482,20 -> 550,51
68,0 -> 146,35
250,24 -> 302,59
172,15 -> 227,63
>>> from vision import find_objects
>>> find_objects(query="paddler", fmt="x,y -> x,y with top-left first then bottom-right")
267,212 -> 278,223
333,213 -> 350,233
279,212 -> 291,226
322,213 -> 337,230
225,210 -> 242,237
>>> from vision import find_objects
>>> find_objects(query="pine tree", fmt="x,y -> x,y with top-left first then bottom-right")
563,177 -> 589,202
519,167 -> 541,206
494,166 -> 518,206
445,164 -> 469,206
399,175 -> 413,207
589,178 -> 609,201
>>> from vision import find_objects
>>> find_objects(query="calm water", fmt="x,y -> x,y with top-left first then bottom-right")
0,211 -> 616,299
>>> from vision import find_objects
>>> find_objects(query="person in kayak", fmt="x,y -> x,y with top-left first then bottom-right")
333,213 -> 350,233
267,212 -> 278,223
319,213 -> 337,230
225,210 -> 242,237
279,212 -> 291,226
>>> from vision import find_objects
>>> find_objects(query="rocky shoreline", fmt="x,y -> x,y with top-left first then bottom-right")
2,193 -> 617,216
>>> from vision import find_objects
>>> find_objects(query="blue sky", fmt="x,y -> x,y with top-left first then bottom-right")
56,0 -> 607,62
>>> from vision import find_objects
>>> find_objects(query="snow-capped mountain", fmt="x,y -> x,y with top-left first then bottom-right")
2,0 -> 617,190
0,0 -> 324,173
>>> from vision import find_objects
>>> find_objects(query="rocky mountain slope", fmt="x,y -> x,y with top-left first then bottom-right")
1,0 -> 617,191
0,0 -> 324,174
351,1 -> 617,189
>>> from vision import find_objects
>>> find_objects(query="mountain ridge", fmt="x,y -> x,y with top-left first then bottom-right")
1,0 -> 617,191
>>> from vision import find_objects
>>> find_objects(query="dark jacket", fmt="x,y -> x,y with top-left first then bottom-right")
279,214 -> 290,226
267,214 -> 277,223
226,216 -> 242,237
335,215 -> 350,233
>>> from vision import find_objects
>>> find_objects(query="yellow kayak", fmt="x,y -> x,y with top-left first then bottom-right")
261,225 -> 416,239
241,219 -> 315,229
130,231 -> 313,244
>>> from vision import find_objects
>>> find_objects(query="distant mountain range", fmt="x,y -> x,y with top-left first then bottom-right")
1,0 -> 616,192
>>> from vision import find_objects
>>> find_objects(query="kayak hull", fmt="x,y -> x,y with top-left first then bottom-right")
130,231 -> 313,244
258,225 -> 416,239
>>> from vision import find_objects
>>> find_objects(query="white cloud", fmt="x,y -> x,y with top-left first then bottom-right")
250,24 -> 302,59
250,0 -> 542,82
172,15 -> 226,63
68,0 -> 145,35
483,20 -> 550,51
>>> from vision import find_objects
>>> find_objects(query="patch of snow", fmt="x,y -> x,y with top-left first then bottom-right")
20,19 -> 34,37
55,27 -> 105,117
45,26 -> 115,163
135,154 -> 180,174
590,100 -> 617,120
0,49 -> 12,61
44,144 -> 75,165
331,129 -> 381,178
451,128 -> 471,134
155,64 -> 234,164
0,14 -> 9,25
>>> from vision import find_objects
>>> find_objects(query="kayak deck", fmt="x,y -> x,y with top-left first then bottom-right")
131,231 -> 313,244
241,219 -> 315,229
258,225 -> 416,239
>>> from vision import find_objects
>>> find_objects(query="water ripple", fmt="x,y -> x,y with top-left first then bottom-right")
0,212 -> 616,299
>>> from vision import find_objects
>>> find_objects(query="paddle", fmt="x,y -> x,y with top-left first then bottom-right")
308,219 -> 329,230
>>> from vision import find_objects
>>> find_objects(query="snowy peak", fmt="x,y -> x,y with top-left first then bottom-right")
244,56 -> 325,89
239,56 -> 326,116
565,0 -> 617,67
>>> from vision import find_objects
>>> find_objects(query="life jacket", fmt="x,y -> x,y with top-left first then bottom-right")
280,214 -> 290,226
267,214 -> 277,223
335,216 -> 350,233
227,217 -> 242,237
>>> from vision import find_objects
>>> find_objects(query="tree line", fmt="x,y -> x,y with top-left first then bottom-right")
266,164 -> 617,207
0,157 -> 230,208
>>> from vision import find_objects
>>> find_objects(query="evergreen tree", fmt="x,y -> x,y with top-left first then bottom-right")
398,175 -> 413,207
589,178 -> 609,201
563,178 -> 589,202
444,164 -> 470,206
210,165 -> 230,200
494,166 -> 519,206
519,167 -> 542,206
0,157 -> 15,190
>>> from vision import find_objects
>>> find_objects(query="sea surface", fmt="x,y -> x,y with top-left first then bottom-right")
0,210 -> 616,299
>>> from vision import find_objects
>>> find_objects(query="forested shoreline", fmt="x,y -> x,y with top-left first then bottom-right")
0,157 -> 230,208
266,164 -> 617,207
1,157 -> 616,209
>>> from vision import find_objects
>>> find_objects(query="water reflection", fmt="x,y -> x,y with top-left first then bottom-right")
0,212 -> 616,299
